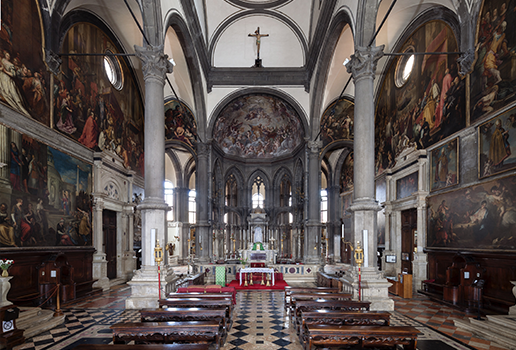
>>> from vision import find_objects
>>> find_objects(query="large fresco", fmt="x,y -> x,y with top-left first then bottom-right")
1,125 -> 93,248
471,0 -> 516,122
213,94 -> 303,158
165,99 -> 197,148
376,21 -> 465,175
321,98 -> 354,149
56,23 -> 144,176
427,174 -> 516,249
0,0 -> 50,125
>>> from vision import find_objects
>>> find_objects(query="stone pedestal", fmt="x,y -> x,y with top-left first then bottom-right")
510,281 -> 516,315
343,267 -> 394,311
125,265 -> 178,309
92,252 -> 110,291
0,277 -> 13,308
412,251 -> 428,294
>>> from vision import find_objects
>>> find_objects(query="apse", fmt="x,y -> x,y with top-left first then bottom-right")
213,93 -> 304,159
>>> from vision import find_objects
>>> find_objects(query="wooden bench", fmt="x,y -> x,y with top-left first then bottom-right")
293,300 -> 370,324
140,307 -> 230,344
110,321 -> 221,349
73,344 -> 210,350
297,310 -> 390,337
284,287 -> 340,310
289,292 -> 352,313
303,324 -> 420,350
166,293 -> 233,300
158,298 -> 234,324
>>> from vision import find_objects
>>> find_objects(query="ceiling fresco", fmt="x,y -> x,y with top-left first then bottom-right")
213,93 -> 303,159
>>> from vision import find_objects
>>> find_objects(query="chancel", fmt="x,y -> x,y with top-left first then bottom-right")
1,1 -> 516,349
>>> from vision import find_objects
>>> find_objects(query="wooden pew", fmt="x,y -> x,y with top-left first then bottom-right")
293,300 -> 370,324
110,321 -> 221,349
167,292 -> 232,298
284,287 -> 340,310
303,324 -> 420,350
297,310 -> 390,338
73,344 -> 210,350
158,298 -> 233,328
289,292 -> 352,314
140,307 -> 230,344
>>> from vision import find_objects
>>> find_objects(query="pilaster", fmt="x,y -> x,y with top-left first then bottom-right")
92,197 -> 109,290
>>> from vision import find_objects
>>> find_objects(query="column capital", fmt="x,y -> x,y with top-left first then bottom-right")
457,48 -> 475,76
308,140 -> 322,154
134,44 -> 173,83
93,197 -> 105,211
346,45 -> 384,82
196,142 -> 210,158
45,49 -> 62,75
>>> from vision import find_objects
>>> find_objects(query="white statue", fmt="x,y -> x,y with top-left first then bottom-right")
254,226 -> 263,243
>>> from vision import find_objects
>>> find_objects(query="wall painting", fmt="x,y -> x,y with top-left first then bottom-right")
320,98 -> 354,149
479,108 -> 516,178
0,0 -> 50,125
427,174 -> 516,249
56,23 -> 144,176
1,125 -> 92,248
213,94 -> 303,159
339,152 -> 353,193
376,21 -> 464,175
471,0 -> 516,122
396,172 -> 418,200
164,99 -> 197,148
430,137 -> 459,191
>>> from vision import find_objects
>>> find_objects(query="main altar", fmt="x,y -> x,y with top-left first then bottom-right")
240,207 -> 277,263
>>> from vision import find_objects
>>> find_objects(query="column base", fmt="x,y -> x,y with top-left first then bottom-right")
125,265 -> 178,309
92,253 -> 110,291
343,267 -> 394,311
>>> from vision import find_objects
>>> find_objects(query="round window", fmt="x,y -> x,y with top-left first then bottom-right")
395,47 -> 415,88
103,50 -> 123,90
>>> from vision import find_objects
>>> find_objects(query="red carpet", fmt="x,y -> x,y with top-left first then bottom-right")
227,279 -> 289,291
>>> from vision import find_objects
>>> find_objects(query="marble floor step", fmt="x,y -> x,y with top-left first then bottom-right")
486,314 -> 516,332
454,318 -> 516,350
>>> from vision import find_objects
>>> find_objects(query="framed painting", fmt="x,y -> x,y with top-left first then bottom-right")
478,108 -> 516,179
427,173 -> 516,249
396,172 -> 419,200
430,137 -> 459,191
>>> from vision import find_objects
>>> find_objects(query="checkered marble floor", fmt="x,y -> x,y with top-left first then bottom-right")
12,284 -> 510,350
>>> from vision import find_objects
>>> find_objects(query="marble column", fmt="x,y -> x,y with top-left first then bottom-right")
195,143 -> 211,263
345,45 -> 393,310
305,141 -> 322,264
92,197 -> 109,290
126,45 -> 176,309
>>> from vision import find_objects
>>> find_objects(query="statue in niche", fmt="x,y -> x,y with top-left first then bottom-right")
252,226 -> 264,251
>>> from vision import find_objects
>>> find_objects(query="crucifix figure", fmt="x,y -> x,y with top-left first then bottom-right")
248,27 -> 269,60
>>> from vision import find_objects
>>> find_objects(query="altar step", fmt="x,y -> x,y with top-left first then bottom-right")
454,315 -> 516,350
0,306 -> 65,349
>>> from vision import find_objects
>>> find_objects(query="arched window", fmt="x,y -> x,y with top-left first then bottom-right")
321,189 -> 328,223
252,176 -> 265,208
189,190 -> 196,223
164,181 -> 174,221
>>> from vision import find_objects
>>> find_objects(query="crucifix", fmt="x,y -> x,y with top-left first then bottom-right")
248,27 -> 269,67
